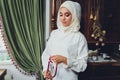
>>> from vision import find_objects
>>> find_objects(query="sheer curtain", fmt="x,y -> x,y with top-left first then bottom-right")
0,0 -> 45,80
0,16 -> 10,61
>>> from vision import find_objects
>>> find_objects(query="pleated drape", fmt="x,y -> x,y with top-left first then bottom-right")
0,0 -> 45,80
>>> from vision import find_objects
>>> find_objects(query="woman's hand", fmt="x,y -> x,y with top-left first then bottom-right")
50,55 -> 67,65
43,70 -> 52,79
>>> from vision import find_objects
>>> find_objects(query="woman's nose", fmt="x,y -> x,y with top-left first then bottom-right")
62,15 -> 65,20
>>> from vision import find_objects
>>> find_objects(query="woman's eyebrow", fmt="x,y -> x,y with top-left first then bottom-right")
65,12 -> 71,14
60,11 -> 71,14
60,12 -> 62,14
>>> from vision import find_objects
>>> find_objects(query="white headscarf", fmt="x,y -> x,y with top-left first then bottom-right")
57,1 -> 81,32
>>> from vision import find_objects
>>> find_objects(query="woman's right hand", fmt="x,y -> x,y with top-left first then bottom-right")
43,70 -> 52,79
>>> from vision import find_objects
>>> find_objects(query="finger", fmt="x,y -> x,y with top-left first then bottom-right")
43,72 -> 47,78
51,55 -> 58,59
47,75 -> 52,79
50,56 -> 55,60
50,58 -> 56,62
46,73 -> 52,79
46,71 -> 52,77
44,71 -> 50,78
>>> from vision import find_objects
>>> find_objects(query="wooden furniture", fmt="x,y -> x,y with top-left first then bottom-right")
78,61 -> 120,80
49,1 -> 120,80
0,69 -> 6,80
51,0 -> 120,44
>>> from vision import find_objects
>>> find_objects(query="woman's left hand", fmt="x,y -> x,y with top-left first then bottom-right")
50,55 -> 67,65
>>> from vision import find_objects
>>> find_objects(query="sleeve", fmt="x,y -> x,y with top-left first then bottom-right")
65,35 -> 88,73
41,45 -> 50,72
41,30 -> 55,72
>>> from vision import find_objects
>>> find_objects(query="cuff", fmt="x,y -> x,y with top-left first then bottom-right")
63,57 -> 73,68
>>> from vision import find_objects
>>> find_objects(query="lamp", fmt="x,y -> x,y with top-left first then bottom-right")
90,0 -> 106,46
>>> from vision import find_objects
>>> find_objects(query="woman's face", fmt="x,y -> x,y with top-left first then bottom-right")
59,7 -> 72,27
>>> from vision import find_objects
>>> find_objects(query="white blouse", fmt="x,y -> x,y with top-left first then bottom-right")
42,29 -> 88,80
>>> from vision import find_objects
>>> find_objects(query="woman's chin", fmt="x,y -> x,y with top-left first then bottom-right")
62,24 -> 69,27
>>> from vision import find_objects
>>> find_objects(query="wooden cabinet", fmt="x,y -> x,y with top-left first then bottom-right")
51,0 -> 120,44
101,0 -> 120,43
78,62 -> 120,80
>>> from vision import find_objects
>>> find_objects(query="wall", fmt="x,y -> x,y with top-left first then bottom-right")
45,0 -> 51,41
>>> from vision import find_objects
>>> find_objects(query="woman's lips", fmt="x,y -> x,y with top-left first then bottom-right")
62,22 -> 66,24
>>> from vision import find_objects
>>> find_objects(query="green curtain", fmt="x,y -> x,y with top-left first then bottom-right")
0,0 -> 44,80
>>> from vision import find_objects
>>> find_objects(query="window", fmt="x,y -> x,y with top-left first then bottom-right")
0,14 -> 10,62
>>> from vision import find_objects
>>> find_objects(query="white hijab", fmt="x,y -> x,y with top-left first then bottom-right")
57,1 -> 81,32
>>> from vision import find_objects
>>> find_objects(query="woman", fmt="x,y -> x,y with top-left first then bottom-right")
42,1 -> 88,80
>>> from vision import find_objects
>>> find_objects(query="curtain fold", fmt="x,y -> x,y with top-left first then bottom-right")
0,0 -> 44,80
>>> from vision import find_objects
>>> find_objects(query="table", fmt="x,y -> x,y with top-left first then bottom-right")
0,69 -> 6,80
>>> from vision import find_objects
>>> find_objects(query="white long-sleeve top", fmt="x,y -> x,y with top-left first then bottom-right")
42,29 -> 88,80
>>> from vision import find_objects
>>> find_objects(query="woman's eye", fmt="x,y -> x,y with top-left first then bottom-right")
60,14 -> 63,17
65,13 -> 70,17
